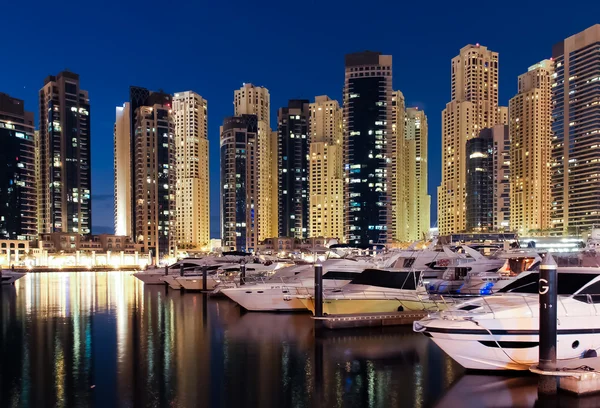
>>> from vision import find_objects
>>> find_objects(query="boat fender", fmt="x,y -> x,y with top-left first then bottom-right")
397,305 -> 404,312
583,349 -> 598,359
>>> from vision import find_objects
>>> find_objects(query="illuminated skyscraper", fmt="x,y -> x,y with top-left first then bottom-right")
551,25 -> 600,235
308,96 -> 344,240
173,91 -> 210,250
0,93 -> 37,240
509,60 -> 553,235
115,87 -> 175,258
234,83 -> 277,241
344,51 -> 393,244
398,107 -> 430,241
220,115 -> 259,251
390,91 -> 405,242
438,45 -> 506,234
278,99 -> 310,238
39,71 -> 91,234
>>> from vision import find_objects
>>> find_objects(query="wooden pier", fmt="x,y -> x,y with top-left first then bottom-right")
312,311 -> 428,330
531,356 -> 600,395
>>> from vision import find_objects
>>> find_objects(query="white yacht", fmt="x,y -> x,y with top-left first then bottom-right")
221,258 -> 374,312
386,241 -> 461,279
298,269 -> 447,315
1,270 -> 26,285
414,267 -> 600,370
133,255 -> 251,285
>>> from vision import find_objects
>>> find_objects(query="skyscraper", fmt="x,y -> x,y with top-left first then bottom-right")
0,93 -> 37,240
114,87 -> 175,258
220,115 -> 259,251
234,84 -> 277,242
308,95 -> 344,240
344,51 -> 393,244
390,91 -> 405,242
39,71 -> 91,234
551,25 -> 600,235
114,103 -> 131,237
278,99 -> 310,239
438,45 -> 506,234
173,91 -> 210,250
509,60 -> 553,235
397,107 -> 430,242
465,125 -> 510,232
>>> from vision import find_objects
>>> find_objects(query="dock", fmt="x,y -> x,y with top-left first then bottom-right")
312,311 -> 428,330
530,356 -> 600,395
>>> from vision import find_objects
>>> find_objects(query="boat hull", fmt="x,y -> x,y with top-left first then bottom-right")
1,271 -> 26,285
222,287 -> 308,312
177,277 -> 221,291
299,297 -> 446,315
133,272 -> 171,285
160,275 -> 183,290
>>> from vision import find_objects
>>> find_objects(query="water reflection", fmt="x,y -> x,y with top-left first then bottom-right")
0,272 -> 490,407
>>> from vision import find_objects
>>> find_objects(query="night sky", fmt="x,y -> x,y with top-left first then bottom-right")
3,0 -> 599,237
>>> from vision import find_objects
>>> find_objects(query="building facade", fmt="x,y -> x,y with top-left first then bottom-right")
344,51 -> 393,244
465,125 -> 510,232
390,91 -> 405,242
438,45 -> 505,234
220,115 -> 259,251
0,93 -> 37,240
398,107 -> 430,241
115,87 -> 176,259
308,95 -> 344,240
278,99 -> 310,239
234,84 -> 277,241
551,25 -> 600,236
509,60 -> 553,235
39,71 -> 91,234
173,91 -> 210,250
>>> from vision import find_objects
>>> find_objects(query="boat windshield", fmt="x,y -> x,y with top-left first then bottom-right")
348,269 -> 422,290
498,272 -> 599,295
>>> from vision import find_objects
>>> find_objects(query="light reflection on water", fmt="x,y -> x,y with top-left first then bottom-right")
1,272 -> 574,408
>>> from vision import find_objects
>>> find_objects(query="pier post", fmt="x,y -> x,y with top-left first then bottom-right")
538,253 -> 558,395
202,265 -> 208,291
314,264 -> 323,317
240,261 -> 246,286
164,264 -> 169,276
180,263 -> 185,277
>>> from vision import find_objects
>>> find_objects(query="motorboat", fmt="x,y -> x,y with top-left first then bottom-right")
385,241 -> 461,279
298,269 -> 450,315
414,267 -> 600,370
221,258 -> 375,312
1,269 -> 26,285
426,247 -> 541,296
133,254 -> 251,285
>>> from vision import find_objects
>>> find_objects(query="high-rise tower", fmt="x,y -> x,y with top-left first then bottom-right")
39,71 -> 91,234
438,45 -> 506,234
509,60 -> 553,235
344,51 -> 393,244
308,96 -> 344,240
0,93 -> 37,240
551,25 -> 600,235
173,91 -> 209,250
278,99 -> 310,239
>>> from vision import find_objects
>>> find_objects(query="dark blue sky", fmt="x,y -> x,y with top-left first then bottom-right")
3,0 -> 599,237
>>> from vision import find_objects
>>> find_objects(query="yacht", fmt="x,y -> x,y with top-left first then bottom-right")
414,267 -> 600,370
1,270 -> 26,285
133,255 -> 251,285
386,241 -> 461,279
298,269 -> 448,315
221,258 -> 374,312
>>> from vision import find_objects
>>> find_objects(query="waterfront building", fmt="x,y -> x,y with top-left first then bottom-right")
509,60 -> 553,235
278,99 -> 310,239
220,114 -> 259,251
114,87 -> 176,259
38,71 -> 91,234
551,25 -> 600,236
390,91 -> 405,243
234,84 -> 277,241
343,51 -> 393,244
308,95 -> 344,241
173,91 -> 210,251
438,45 -> 506,234
0,93 -> 37,240
465,125 -> 510,232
